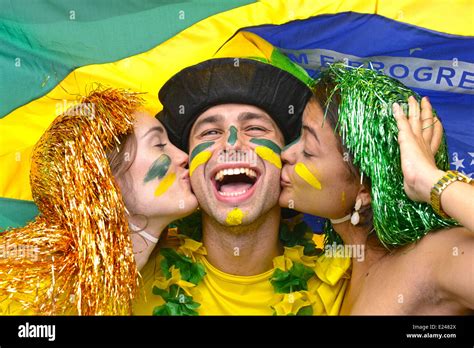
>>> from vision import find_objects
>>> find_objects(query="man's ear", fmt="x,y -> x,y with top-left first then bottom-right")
355,185 -> 371,208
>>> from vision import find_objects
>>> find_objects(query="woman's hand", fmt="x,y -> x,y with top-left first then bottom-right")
393,96 -> 445,203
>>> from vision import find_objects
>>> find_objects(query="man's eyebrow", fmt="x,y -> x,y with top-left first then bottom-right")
142,126 -> 164,139
237,112 -> 268,122
193,114 -> 224,130
302,124 -> 320,143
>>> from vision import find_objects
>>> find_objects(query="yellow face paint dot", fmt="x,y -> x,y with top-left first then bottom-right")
154,172 -> 176,196
255,146 -> 282,169
225,208 -> 245,226
189,150 -> 212,176
295,162 -> 322,190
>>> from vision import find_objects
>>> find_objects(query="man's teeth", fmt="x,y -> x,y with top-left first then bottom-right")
214,168 -> 257,182
218,190 -> 247,197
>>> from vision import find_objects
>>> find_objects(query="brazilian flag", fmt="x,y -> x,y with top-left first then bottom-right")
1,0 -> 473,230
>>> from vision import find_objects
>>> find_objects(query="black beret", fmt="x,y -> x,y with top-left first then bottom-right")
157,58 -> 312,151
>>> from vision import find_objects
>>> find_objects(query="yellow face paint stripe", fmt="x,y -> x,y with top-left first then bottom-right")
295,162 -> 321,190
255,146 -> 282,169
189,150 -> 212,176
154,172 -> 176,196
225,208 -> 245,226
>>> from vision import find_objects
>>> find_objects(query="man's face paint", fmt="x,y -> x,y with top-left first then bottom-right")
144,154 -> 177,197
225,207 -> 245,226
294,162 -> 322,190
250,138 -> 282,169
188,104 -> 285,228
189,141 -> 214,176
227,125 -> 238,146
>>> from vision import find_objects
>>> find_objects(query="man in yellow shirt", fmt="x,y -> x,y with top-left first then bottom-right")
134,37 -> 351,316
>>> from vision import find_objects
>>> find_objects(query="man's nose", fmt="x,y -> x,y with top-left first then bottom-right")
225,125 -> 244,150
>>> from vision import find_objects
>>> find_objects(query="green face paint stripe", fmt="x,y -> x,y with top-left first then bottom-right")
250,138 -> 281,154
283,135 -> 301,151
227,126 -> 238,146
189,141 -> 214,162
144,154 -> 171,183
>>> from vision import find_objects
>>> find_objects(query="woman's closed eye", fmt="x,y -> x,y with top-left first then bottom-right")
303,149 -> 315,158
154,143 -> 167,149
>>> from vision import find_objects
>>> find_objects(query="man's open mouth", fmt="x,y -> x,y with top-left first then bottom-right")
211,165 -> 261,203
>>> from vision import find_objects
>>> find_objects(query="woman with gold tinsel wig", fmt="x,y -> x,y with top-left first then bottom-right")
0,88 -> 198,315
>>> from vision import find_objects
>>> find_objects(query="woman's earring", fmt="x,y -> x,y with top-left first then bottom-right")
350,199 -> 362,225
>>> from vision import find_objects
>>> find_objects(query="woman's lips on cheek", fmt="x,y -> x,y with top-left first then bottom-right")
280,169 -> 292,187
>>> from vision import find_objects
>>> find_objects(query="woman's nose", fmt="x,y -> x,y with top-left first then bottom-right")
174,148 -> 189,168
281,141 -> 298,165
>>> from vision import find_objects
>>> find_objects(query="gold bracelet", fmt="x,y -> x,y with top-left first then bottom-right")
430,170 -> 472,218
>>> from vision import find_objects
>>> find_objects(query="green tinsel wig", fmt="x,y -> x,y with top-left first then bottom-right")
321,63 -> 458,248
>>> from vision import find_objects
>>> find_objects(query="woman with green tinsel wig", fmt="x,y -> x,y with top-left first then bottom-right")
279,64 -> 474,314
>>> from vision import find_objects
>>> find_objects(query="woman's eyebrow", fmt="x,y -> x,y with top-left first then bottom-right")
142,126 -> 164,139
302,124 -> 320,143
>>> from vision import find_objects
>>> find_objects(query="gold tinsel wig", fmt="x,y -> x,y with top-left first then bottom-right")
0,88 -> 143,315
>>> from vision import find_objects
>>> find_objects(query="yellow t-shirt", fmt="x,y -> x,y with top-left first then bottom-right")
133,240 -> 351,316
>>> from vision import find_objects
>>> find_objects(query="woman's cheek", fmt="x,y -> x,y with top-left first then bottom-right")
293,161 -> 323,192
141,154 -> 177,198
